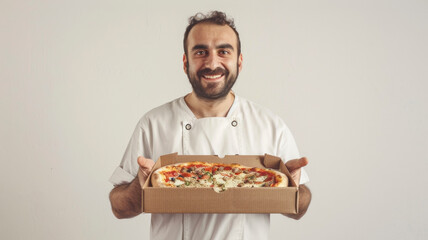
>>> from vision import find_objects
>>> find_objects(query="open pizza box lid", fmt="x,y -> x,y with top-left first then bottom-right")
138,153 -> 299,214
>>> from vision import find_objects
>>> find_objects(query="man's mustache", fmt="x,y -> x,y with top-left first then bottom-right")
197,67 -> 228,77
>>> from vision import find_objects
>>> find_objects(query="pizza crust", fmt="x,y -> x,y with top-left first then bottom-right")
275,171 -> 288,187
151,172 -> 161,187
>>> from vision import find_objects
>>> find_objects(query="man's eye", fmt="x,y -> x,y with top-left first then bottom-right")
219,50 -> 230,55
196,51 -> 206,55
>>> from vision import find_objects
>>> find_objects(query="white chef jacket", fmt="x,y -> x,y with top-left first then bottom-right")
110,94 -> 309,240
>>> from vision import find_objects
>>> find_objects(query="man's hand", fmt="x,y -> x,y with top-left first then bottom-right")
283,157 -> 311,220
137,156 -> 155,182
109,156 -> 154,219
285,157 -> 308,185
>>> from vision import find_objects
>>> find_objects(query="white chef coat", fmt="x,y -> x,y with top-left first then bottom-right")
110,94 -> 309,240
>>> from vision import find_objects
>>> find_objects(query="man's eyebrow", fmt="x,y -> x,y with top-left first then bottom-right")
191,44 -> 209,51
191,43 -> 235,51
216,44 -> 234,51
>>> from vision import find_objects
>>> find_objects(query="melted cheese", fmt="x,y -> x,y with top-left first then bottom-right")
168,166 -> 276,191
173,179 -> 185,186
255,176 -> 267,182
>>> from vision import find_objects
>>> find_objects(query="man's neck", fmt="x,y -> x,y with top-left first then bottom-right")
184,92 -> 235,119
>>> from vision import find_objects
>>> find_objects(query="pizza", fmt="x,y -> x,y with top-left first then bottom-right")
151,162 -> 288,192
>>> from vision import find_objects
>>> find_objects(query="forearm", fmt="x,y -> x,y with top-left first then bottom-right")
109,176 -> 142,219
283,184 -> 311,220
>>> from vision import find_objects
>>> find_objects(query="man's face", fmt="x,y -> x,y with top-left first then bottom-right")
183,23 -> 243,100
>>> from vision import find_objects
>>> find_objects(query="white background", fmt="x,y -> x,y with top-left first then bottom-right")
1,0 -> 427,239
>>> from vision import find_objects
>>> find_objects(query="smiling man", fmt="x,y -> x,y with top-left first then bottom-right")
109,11 -> 311,240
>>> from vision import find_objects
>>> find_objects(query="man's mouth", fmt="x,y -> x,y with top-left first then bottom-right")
202,74 -> 224,80
198,67 -> 227,82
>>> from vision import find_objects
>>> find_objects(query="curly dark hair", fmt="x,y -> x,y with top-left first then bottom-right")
183,11 -> 241,57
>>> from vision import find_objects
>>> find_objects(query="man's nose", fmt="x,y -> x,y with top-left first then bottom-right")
204,53 -> 220,69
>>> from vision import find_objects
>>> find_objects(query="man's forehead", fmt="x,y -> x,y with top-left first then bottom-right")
188,23 -> 238,49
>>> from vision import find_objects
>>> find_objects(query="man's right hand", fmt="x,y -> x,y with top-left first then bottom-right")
137,156 -> 155,181
109,157 -> 155,219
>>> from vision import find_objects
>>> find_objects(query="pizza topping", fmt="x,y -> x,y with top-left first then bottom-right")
194,167 -> 204,175
173,178 -> 185,186
200,174 -> 210,180
264,180 -> 273,187
153,161 -> 288,191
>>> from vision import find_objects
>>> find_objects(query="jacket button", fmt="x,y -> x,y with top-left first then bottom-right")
185,123 -> 192,130
231,120 -> 238,127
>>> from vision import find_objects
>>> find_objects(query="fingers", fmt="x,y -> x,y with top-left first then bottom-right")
285,157 -> 308,185
138,156 -> 155,180
285,157 -> 308,173
137,156 -> 155,171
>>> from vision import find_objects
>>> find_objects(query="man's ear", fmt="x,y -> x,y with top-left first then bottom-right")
183,53 -> 188,73
238,53 -> 243,73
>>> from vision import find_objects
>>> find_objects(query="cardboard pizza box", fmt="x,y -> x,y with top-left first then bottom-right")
138,153 -> 299,214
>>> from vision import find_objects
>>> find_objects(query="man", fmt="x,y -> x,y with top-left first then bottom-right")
109,11 -> 311,240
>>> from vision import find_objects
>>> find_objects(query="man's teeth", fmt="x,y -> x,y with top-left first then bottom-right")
203,74 -> 222,79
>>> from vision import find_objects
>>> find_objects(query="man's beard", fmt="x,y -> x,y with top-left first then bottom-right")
186,63 -> 239,100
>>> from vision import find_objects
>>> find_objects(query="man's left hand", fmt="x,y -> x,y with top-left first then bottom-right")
283,157 -> 311,220
285,157 -> 308,185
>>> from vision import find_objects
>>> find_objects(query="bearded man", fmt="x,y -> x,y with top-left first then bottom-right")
109,11 -> 311,240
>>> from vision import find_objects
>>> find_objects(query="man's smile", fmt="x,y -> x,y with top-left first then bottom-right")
198,67 -> 227,83
202,74 -> 224,81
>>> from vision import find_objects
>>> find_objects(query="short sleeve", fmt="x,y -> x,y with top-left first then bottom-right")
299,168 -> 309,185
109,166 -> 135,186
109,118 -> 152,186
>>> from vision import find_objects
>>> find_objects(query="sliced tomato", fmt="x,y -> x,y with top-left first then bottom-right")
164,171 -> 179,178
181,172 -> 192,177
220,173 -> 233,177
200,174 -> 210,180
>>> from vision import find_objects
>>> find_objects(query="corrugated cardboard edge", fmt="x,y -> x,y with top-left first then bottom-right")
137,170 -> 146,213
140,153 -> 299,213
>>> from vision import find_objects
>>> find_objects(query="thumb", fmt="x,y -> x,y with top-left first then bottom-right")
137,156 -> 155,172
285,157 -> 308,173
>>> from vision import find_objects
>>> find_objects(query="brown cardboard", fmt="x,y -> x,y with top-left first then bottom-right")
138,153 -> 299,214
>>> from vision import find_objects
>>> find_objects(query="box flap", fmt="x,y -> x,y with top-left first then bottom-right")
158,152 -> 179,166
159,153 -> 266,168
263,154 -> 281,169
279,162 -> 298,187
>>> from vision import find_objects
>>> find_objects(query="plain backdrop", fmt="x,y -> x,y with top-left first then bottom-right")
1,0 -> 427,239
